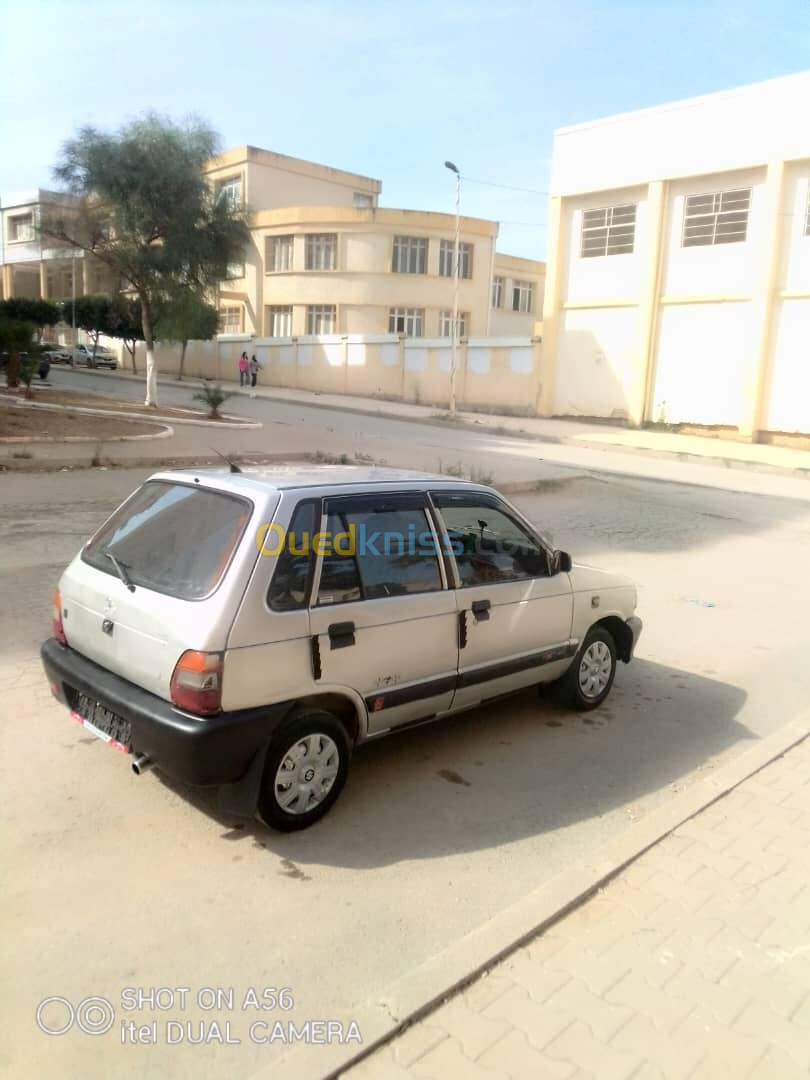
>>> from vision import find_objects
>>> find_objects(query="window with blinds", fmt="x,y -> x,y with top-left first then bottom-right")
581,204 -> 637,258
682,189 -> 751,247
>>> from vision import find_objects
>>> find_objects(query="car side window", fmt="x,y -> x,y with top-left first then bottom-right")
316,504 -> 442,605
267,501 -> 317,612
350,507 -> 442,599
433,496 -> 549,586
316,512 -> 363,606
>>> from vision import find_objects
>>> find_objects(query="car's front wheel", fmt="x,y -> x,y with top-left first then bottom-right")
257,710 -> 351,831
555,626 -> 617,710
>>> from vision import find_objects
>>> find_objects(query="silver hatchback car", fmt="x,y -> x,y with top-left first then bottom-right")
41,466 -> 642,831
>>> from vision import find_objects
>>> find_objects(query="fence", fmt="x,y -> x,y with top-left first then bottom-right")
108,334 -> 544,415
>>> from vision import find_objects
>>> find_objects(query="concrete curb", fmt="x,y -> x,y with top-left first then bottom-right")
261,716 -> 810,1080
0,451 -> 314,473
0,393 -> 260,430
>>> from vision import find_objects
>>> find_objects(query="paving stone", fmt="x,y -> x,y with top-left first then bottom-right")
664,966 -> 752,1026
544,1020 -> 642,1079
477,1030 -> 577,1079
685,1027 -> 770,1079
482,985 -> 573,1051
605,970 -> 694,1032
609,1013 -> 710,1080
460,971 -> 517,1013
428,995 -> 510,1060
748,1045 -> 810,1080
348,1044 -> 423,1078
389,1022 -> 449,1068
498,951 -> 571,1003
545,978 -> 634,1043
734,1001 -> 810,1069
538,940 -> 631,997
411,1036 -> 509,1080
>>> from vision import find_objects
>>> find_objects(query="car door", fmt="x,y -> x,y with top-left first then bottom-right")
431,490 -> 574,710
308,492 -> 459,734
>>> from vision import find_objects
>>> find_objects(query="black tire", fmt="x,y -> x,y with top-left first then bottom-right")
554,626 -> 617,711
257,710 -> 351,832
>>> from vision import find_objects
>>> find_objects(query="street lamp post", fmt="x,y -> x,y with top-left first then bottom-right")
444,160 -> 460,416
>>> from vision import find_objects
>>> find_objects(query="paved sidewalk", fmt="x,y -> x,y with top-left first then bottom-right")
346,735 -> 810,1080
66,368 -> 810,477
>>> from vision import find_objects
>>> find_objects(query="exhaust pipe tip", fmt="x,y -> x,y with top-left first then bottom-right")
131,753 -> 153,776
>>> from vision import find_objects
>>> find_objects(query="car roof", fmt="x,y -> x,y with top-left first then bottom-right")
148,464 -> 495,500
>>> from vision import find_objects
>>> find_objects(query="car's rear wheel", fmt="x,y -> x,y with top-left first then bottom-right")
555,626 -> 617,710
257,710 -> 350,831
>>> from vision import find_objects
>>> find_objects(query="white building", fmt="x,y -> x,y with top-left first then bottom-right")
540,71 -> 810,439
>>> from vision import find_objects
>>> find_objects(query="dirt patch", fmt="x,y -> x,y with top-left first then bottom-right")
21,389 -> 218,422
0,404 -> 159,440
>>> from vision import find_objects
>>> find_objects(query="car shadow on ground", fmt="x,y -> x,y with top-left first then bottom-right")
157,657 -> 749,868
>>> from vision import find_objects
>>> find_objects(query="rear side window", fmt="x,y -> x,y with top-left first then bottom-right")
317,503 -> 442,605
83,481 -> 252,600
268,501 -> 317,611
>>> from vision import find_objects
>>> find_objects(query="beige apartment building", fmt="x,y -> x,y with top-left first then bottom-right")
2,147 -> 543,342
207,146 -> 544,340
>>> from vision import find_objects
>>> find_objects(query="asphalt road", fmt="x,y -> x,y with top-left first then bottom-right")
3,384 -> 810,1078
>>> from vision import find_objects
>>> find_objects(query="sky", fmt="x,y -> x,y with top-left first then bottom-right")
1,0 -> 808,260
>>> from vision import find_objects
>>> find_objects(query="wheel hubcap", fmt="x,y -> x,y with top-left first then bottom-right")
274,733 -> 340,815
578,641 -> 612,698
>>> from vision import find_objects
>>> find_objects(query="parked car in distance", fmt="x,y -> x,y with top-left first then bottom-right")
40,342 -> 72,364
74,344 -> 117,369
41,467 -> 642,831
0,351 -> 51,380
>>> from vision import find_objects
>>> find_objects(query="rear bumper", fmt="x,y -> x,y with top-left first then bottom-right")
41,638 -> 291,787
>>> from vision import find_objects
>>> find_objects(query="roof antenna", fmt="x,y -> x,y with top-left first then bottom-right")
211,448 -> 242,474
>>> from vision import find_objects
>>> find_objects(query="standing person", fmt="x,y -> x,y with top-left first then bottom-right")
249,353 -> 260,389
238,351 -> 249,387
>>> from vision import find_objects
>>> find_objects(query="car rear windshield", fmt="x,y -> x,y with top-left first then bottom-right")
83,480 -> 252,600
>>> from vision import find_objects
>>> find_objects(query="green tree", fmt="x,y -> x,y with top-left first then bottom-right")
0,298 -> 61,335
107,295 -> 144,373
0,300 -> 59,388
155,288 -> 219,381
44,113 -> 250,406
71,294 -> 112,365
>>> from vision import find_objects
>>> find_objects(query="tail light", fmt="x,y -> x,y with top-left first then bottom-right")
52,588 -> 68,645
170,651 -> 224,715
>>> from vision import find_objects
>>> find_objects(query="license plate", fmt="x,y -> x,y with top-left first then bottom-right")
70,695 -> 131,753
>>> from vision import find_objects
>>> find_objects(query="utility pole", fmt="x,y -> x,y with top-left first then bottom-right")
444,161 -> 460,416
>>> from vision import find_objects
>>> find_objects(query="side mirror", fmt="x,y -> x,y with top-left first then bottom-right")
553,549 -> 572,574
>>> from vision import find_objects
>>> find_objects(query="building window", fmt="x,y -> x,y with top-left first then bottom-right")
267,235 -> 293,272
306,304 -> 336,334
392,236 -> 427,274
438,239 -> 473,279
388,308 -> 424,336
581,204 -> 637,258
218,305 -> 243,333
511,281 -> 533,313
353,192 -> 373,208
305,233 -> 337,271
266,305 -> 292,337
225,261 -> 245,280
491,276 -> 503,308
8,213 -> 34,242
682,188 -> 751,247
215,176 -> 242,209
438,311 -> 468,338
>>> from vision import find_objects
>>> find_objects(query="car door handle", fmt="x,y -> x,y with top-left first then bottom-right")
327,621 -> 356,649
471,599 -> 491,622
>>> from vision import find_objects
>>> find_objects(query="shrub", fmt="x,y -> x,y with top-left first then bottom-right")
192,381 -> 232,420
